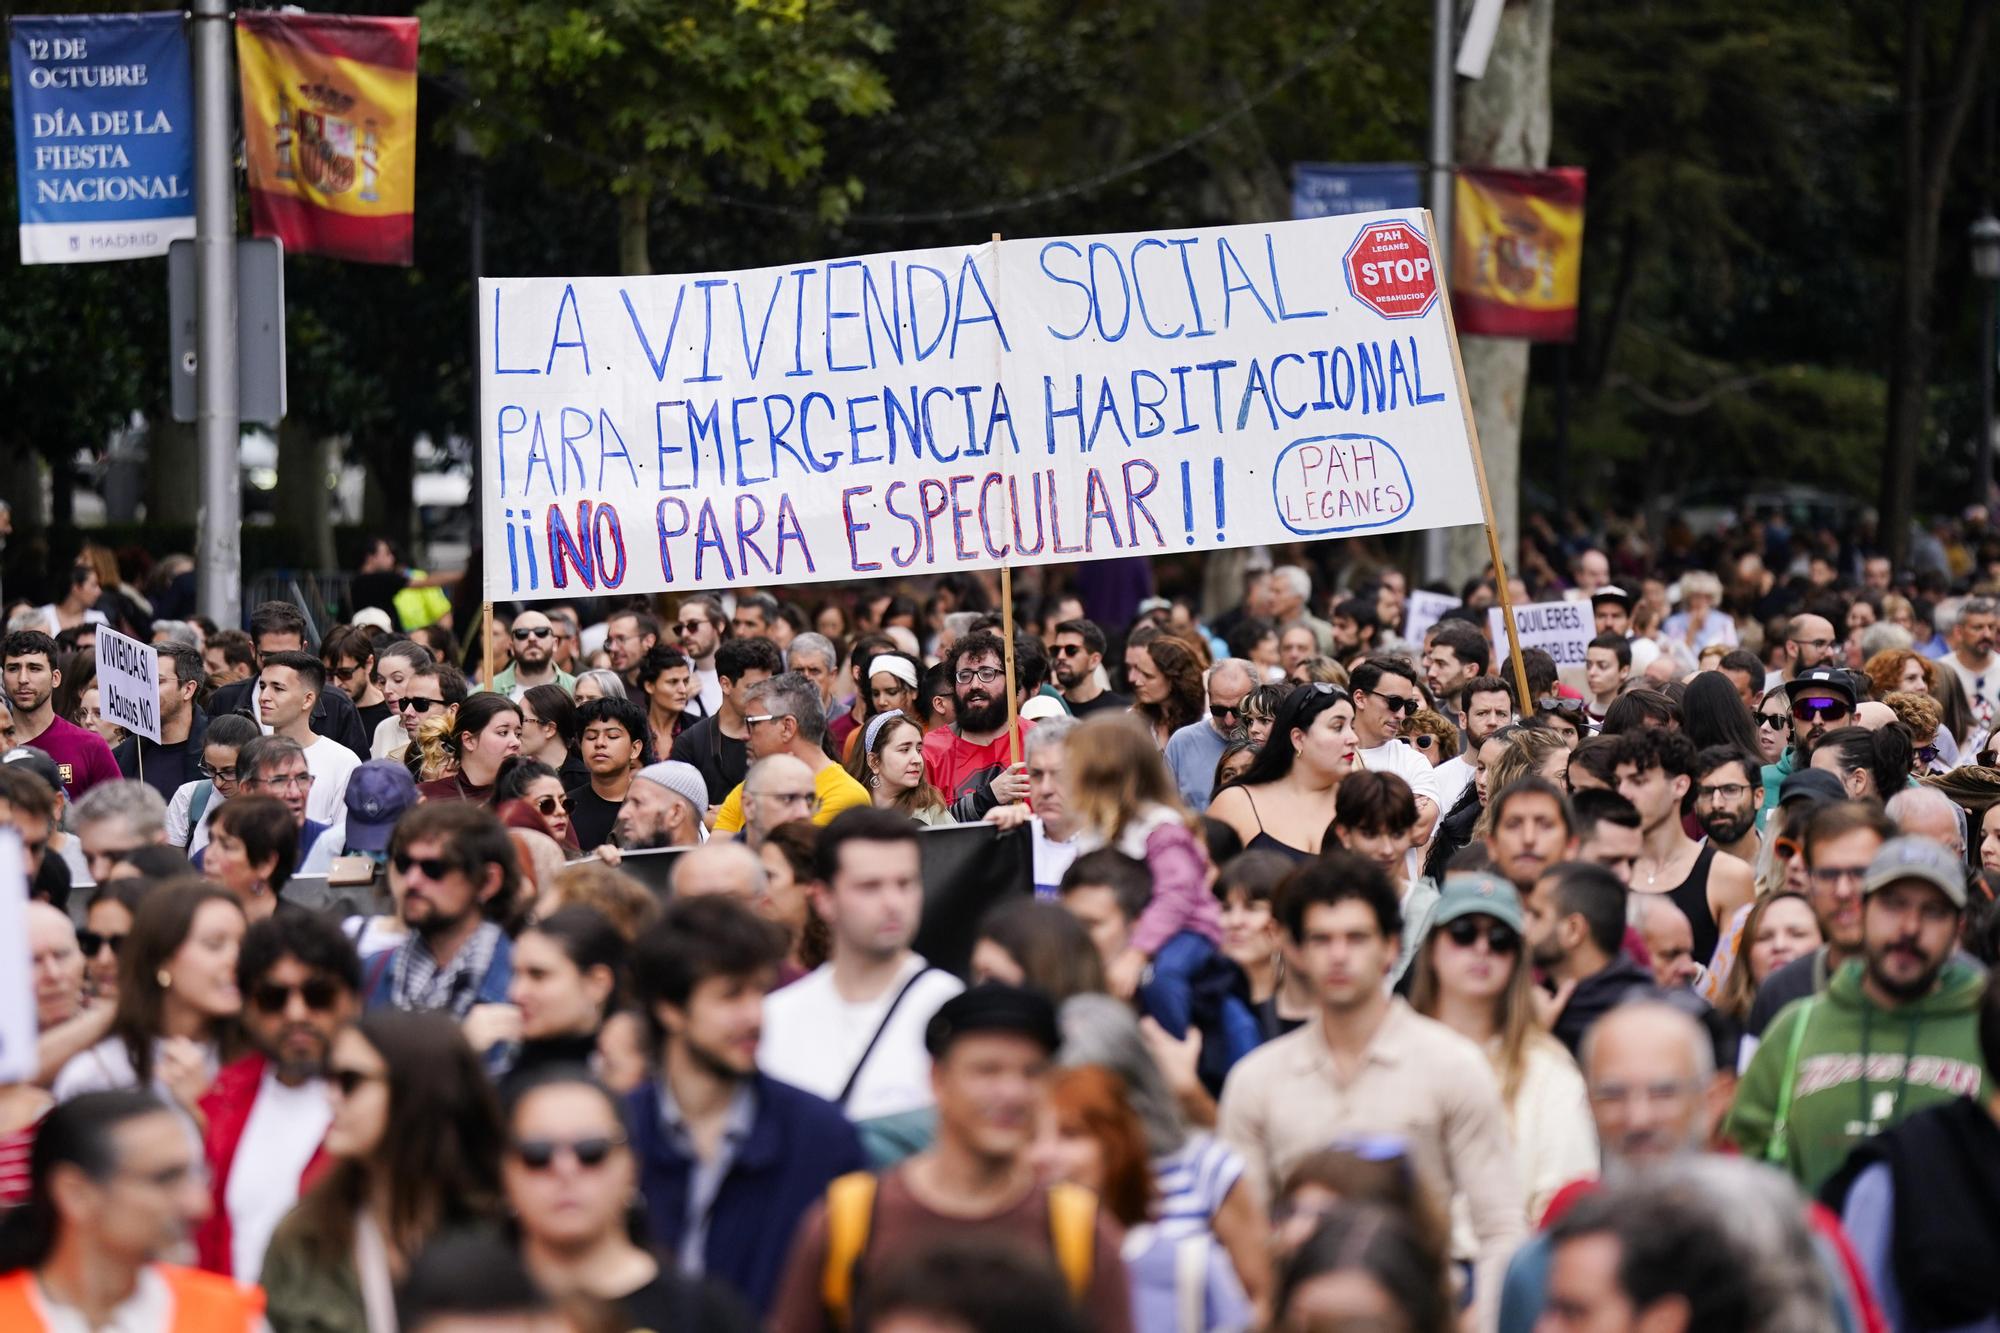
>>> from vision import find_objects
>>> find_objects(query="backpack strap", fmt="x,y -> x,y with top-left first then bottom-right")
1173,1233 -> 1210,1333
821,1171 -> 879,1332
187,780 -> 215,842
1765,995 -> 1819,1168
1045,1182 -> 1098,1306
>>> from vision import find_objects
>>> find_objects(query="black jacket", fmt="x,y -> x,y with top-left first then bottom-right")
113,707 -> 212,801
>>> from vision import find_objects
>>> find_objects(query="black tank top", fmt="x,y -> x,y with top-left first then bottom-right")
1665,842 -> 1720,966
1242,790 -> 1315,864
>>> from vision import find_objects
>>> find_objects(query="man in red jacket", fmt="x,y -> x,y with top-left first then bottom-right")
197,912 -> 360,1280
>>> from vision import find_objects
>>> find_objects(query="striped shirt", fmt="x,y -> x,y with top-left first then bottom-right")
1152,1133 -> 1245,1238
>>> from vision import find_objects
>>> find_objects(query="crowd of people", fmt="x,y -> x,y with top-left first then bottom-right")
4,512 -> 2000,1332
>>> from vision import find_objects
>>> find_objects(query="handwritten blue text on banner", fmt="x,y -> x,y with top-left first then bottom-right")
478,211 -> 1483,601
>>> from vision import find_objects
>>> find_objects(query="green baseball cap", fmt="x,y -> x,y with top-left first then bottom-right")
1429,872 -> 1525,934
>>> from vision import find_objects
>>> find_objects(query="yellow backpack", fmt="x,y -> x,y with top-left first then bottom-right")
818,1171 -> 1097,1330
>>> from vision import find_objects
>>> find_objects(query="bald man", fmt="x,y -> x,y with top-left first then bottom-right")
670,841 -> 768,901
1634,897 -> 1701,991
740,753 -> 818,850
1768,613 -> 1839,689
28,901 -> 85,1034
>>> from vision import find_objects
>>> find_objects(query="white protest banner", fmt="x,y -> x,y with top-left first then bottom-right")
1403,589 -> 1463,647
478,211 -> 1484,601
95,625 -> 160,743
1487,600 -> 1591,673
0,830 -> 33,1083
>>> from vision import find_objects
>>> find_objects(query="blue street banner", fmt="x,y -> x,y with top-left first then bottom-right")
1292,163 -> 1423,221
10,12 -> 195,264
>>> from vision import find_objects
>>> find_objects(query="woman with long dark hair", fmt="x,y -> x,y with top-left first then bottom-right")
1810,724 -> 1915,801
971,898 -> 1107,1001
260,1011 -> 504,1332
1680,671 -> 1762,758
1128,635 -> 1204,748
493,756 -> 575,848
415,693 -> 524,804
472,906 -> 626,1092
519,683 -> 583,786
52,881 -> 244,1113
1205,684 -> 1360,861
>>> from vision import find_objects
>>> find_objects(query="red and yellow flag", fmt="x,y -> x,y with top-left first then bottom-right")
236,13 -> 419,266
1451,167 -> 1586,342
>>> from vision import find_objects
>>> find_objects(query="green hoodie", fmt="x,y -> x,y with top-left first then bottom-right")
1727,957 -> 1991,1193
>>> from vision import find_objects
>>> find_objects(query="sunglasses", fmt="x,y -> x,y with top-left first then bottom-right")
251,977 -> 343,1014
511,627 -> 552,641
77,930 -> 125,957
329,1067 -> 384,1098
399,697 -> 445,714
1757,713 -> 1789,730
1917,743 -> 1941,766
672,620 -> 709,636
1364,691 -> 1419,715
1536,696 -> 1586,716
1051,644 -> 1085,657
1791,698 -> 1850,723
1399,733 -> 1437,751
392,851 -> 458,879
510,1135 -> 626,1170
532,795 -> 565,818
1443,917 -> 1520,954
1209,702 -> 1241,722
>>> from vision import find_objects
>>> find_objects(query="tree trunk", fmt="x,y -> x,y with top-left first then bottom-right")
1879,0 -> 1994,569
275,420 -> 337,572
1445,0 -> 1555,585
146,419 -> 201,529
619,179 -> 652,277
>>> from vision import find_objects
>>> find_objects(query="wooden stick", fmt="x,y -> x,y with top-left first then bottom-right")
1422,208 -> 1535,713
992,231 -> 1022,769
478,601 -> 495,688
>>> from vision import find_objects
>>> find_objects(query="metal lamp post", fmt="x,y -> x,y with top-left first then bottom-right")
1973,212 -> 2000,509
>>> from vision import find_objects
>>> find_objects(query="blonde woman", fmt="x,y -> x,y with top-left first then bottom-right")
1407,873 -> 1595,1236
1663,570 -> 1737,651
1472,727 -> 1573,839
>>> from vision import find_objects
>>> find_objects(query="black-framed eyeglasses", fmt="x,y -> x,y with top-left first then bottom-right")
198,762 -> 239,781
957,666 -> 1005,686
1443,917 -> 1519,954
511,627 -> 552,641
392,851 -> 457,880
77,930 -> 125,957
510,1135 -> 627,1170
1694,782 -> 1751,804
251,977 -> 343,1014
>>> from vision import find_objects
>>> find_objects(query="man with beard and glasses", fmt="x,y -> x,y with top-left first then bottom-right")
1745,800 -> 1894,1046
923,631 -> 1031,822
1496,1001 -> 1886,1333
490,608 -> 574,699
1758,665 -> 1860,822
613,760 -> 709,852
760,809 -> 964,1162
675,594 -> 729,715
1048,619 -> 1128,718
195,912 -> 359,1281
604,607 -> 663,694
1690,746 -> 1763,867
1163,656 -> 1257,811
1943,595 -> 2000,732
189,736 -> 338,871
1728,836 -> 1989,1191
362,802 -> 519,1017
628,894 -> 864,1318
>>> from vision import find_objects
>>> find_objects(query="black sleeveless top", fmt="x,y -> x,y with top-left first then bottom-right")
1665,842 -> 1720,965
1241,789 -> 1315,864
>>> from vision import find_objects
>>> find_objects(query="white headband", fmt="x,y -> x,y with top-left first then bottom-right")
864,709 -> 908,753
871,654 -> 919,688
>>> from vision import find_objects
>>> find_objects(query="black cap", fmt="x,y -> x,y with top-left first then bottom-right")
1782,666 -> 1858,706
1777,767 -> 1847,809
924,983 -> 1061,1058
1,746 -> 62,795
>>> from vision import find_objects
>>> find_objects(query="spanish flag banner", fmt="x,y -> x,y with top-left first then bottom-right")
1450,167 -> 1586,342
236,12 -> 418,266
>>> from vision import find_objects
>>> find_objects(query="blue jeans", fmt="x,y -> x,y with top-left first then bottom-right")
1139,931 -> 1264,1093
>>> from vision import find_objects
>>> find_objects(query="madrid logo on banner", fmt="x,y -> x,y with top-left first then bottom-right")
1451,167 -> 1586,342
478,210 -> 1487,603
235,12 -> 419,265
9,12 -> 195,264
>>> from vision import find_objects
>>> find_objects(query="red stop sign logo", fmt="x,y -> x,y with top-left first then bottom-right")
1343,222 -> 1439,320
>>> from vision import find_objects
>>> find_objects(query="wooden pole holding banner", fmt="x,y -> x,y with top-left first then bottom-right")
477,602 -> 495,688
993,232 -> 1022,771
1422,208 -> 1536,715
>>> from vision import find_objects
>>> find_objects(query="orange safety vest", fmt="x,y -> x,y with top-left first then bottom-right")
0,1263 -> 265,1331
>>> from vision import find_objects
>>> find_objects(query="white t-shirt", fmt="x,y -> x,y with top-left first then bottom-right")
34,605 -> 106,637
227,1070 -> 333,1281
694,666 -> 723,716
1359,738 -> 1441,810
301,735 -> 360,827
1433,754 -> 1474,813
760,954 -> 963,1122
1032,817 -> 1080,898
370,714 -> 408,760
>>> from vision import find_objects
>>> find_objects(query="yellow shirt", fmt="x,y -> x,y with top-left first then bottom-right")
711,760 -> 872,833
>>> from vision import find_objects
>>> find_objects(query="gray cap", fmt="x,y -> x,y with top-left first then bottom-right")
1863,836 -> 1968,909
634,760 -> 709,816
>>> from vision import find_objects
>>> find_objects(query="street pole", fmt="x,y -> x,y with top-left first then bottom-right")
1422,0 -> 1455,584
192,0 -> 241,629
1984,278 -> 1997,510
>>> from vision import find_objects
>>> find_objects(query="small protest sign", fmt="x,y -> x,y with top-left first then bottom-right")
1487,600 -> 1591,671
95,626 -> 160,743
1403,589 -> 1463,647
0,831 -> 33,1082
478,210 -> 1486,602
